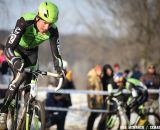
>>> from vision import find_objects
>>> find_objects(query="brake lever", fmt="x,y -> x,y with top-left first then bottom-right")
61,69 -> 66,79
54,70 -> 65,92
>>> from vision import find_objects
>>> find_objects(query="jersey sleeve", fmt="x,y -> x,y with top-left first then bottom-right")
5,17 -> 26,60
49,27 -> 62,62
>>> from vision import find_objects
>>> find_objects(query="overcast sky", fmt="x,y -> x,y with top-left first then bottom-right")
0,0 -> 91,34
0,0 -> 130,38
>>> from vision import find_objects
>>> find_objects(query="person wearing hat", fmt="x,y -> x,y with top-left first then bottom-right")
140,63 -> 160,114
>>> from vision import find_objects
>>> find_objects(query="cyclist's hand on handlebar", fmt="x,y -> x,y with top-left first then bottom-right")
55,68 -> 66,79
57,68 -> 63,75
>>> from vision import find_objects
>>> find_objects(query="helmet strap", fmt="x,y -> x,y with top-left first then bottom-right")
34,15 -> 41,32
35,15 -> 41,22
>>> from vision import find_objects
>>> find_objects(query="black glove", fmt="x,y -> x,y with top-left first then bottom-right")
11,57 -> 24,72
54,58 -> 63,74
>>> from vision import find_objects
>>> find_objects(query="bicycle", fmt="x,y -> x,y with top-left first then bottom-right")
6,69 -> 64,130
102,90 -> 160,130
97,92 -> 128,130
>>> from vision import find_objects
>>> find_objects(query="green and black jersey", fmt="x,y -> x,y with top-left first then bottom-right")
5,12 -> 61,67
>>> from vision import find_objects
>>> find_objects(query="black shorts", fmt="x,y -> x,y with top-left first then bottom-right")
15,45 -> 38,68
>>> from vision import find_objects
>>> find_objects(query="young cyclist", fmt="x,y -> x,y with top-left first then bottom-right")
113,72 -> 148,119
0,1 -> 63,129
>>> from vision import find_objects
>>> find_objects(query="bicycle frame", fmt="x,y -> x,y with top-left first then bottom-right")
8,70 -> 64,130
105,95 -> 129,130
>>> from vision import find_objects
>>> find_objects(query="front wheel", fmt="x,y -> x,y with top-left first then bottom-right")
105,114 -> 122,130
97,113 -> 122,130
21,100 -> 46,130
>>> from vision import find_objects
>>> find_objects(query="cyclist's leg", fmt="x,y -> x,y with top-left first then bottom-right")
0,65 -> 27,129
0,65 -> 27,112
57,111 -> 67,130
23,73 -> 35,103
23,65 -> 38,104
22,48 -> 38,103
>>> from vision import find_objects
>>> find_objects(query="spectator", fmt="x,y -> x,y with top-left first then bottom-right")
45,69 -> 75,130
97,64 -> 116,130
101,64 -> 116,99
140,63 -> 160,114
131,64 -> 142,80
86,65 -> 103,130
113,63 -> 121,73
123,69 -> 131,78
0,44 -> 10,108
0,44 -> 10,84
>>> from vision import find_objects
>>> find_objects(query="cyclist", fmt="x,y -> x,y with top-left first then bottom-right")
113,72 -> 148,119
0,1 -> 63,129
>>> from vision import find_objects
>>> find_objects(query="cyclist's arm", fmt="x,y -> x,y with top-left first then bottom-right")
126,81 -> 147,108
125,82 -> 137,106
49,27 -> 63,70
126,82 -> 139,97
5,17 -> 26,60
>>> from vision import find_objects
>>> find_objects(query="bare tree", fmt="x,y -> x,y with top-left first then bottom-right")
72,0 -> 160,70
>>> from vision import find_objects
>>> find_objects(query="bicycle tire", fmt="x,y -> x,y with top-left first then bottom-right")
7,96 -> 21,130
97,113 -> 121,130
105,113 -> 122,130
146,112 -> 160,126
7,108 -> 15,130
21,100 -> 45,130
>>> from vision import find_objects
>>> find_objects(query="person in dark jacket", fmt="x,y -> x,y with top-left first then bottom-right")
45,70 -> 75,130
97,64 -> 117,130
101,64 -> 117,97
131,64 -> 142,80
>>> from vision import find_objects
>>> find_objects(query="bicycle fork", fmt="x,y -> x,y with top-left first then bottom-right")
25,83 -> 38,130
16,99 -> 33,130
25,101 -> 33,130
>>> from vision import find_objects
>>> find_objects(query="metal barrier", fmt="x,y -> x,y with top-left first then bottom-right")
40,87 -> 160,115
0,84 -> 160,115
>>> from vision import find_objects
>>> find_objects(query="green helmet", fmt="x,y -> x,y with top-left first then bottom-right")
38,1 -> 59,24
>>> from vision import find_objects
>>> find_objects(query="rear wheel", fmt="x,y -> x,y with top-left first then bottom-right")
146,112 -> 160,126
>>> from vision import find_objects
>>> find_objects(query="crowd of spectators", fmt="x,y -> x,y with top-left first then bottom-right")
86,63 -> 160,130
